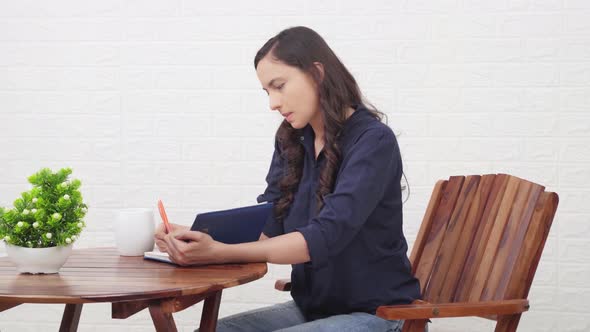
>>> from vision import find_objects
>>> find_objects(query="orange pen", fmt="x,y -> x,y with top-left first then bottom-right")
157,199 -> 172,234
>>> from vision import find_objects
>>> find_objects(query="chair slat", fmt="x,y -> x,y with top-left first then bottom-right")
468,175 -> 521,302
414,176 -> 464,298
440,174 -> 497,303
503,192 -> 558,300
479,179 -> 539,300
410,180 -> 446,276
425,175 -> 481,303
454,174 -> 510,302
489,181 -> 544,301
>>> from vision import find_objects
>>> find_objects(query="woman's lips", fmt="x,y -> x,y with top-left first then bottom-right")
284,112 -> 294,121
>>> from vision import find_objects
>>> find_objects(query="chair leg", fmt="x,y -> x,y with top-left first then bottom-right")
495,314 -> 521,332
401,319 -> 428,332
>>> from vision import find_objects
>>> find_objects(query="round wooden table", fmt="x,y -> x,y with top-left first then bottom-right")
0,247 -> 267,331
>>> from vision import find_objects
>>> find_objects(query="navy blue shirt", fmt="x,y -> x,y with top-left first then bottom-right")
256,104 -> 421,320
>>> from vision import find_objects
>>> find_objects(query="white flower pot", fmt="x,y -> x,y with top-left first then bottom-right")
5,243 -> 73,274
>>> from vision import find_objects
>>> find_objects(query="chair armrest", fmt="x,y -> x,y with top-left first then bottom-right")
376,299 -> 529,320
275,279 -> 291,291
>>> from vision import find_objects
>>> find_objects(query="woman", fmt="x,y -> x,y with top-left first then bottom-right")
155,26 -> 422,332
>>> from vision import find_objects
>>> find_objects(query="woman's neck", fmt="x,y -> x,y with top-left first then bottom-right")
310,107 -> 355,144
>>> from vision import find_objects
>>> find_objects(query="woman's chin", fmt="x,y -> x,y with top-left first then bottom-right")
284,119 -> 301,129
290,122 -> 305,129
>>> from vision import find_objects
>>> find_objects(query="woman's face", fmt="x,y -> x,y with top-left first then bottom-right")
256,55 -> 321,130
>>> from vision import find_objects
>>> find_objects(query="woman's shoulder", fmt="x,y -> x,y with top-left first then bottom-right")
348,118 -> 396,147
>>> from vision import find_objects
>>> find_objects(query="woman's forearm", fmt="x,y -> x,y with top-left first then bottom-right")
217,231 -> 310,265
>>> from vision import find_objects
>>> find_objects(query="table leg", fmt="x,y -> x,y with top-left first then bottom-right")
199,290 -> 223,332
60,304 -> 83,332
149,302 -> 178,332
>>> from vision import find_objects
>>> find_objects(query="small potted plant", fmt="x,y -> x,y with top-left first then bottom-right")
0,167 -> 87,274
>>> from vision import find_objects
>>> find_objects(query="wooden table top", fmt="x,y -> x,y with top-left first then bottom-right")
0,247 -> 267,304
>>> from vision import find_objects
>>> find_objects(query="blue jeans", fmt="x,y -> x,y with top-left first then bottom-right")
196,301 -> 406,332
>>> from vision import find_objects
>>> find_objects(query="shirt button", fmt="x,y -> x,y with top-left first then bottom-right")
300,136 -> 304,141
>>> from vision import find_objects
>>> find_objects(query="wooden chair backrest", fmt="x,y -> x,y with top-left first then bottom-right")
410,174 -> 558,304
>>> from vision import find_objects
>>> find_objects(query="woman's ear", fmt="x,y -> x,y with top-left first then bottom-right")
312,62 -> 325,83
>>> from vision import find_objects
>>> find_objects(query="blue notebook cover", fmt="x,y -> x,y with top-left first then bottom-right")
190,202 -> 273,244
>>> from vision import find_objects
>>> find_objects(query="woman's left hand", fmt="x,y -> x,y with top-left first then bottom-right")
163,229 -> 223,266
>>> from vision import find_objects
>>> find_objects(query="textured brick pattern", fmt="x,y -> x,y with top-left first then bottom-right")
0,1 -> 588,331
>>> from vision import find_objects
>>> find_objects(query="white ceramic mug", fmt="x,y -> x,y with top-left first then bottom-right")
114,208 -> 155,256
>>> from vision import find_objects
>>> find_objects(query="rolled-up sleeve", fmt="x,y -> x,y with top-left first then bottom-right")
257,138 -> 285,238
296,128 -> 399,270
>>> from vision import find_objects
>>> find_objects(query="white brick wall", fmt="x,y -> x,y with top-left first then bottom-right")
0,1 -> 588,331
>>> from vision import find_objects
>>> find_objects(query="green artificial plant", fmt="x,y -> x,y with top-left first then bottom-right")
0,167 -> 87,248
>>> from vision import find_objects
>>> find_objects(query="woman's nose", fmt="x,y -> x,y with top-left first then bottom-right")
269,94 -> 281,111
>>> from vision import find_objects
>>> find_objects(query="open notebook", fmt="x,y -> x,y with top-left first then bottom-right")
144,202 -> 273,264
144,248 -> 175,264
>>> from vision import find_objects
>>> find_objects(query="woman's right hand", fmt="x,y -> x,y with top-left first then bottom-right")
155,222 -> 189,253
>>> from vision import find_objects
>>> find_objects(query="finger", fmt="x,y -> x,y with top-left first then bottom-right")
155,223 -> 168,237
167,233 -> 190,252
155,239 -> 168,252
167,235 -> 181,253
174,230 -> 206,242
164,235 -> 180,261
173,236 -> 190,252
166,235 -> 193,265
156,222 -> 167,231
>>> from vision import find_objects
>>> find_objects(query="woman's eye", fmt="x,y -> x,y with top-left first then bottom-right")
277,83 -> 285,90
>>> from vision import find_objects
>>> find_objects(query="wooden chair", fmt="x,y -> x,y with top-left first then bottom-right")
274,174 -> 559,332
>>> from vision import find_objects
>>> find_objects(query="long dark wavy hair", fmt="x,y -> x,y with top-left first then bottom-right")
254,26 -> 386,223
